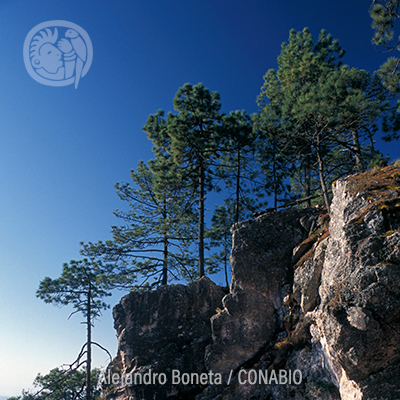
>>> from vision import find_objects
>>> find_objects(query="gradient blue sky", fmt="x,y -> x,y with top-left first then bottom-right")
1,0 -> 399,397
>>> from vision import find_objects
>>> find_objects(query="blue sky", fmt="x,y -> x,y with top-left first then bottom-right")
0,0 -> 399,397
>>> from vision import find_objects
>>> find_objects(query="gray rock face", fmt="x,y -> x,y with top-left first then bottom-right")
104,165 -> 400,400
293,232 -> 329,314
205,208 -> 314,376
103,277 -> 225,400
313,176 -> 400,399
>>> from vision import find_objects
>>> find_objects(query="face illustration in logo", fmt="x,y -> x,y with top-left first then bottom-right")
38,43 -> 63,72
23,21 -> 93,88
30,28 -> 64,77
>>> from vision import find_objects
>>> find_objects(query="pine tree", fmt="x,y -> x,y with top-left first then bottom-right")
370,0 -> 400,97
81,159 -> 198,288
258,28 -> 391,212
14,368 -> 102,400
218,111 -> 261,222
36,259 -> 117,400
252,110 -> 293,210
166,83 -> 223,278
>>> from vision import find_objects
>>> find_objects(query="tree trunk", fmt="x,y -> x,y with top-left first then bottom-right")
162,200 -> 168,285
352,130 -> 363,172
223,230 -> 229,288
272,141 -> 278,211
162,234 -> 168,285
303,156 -> 312,208
235,146 -> 241,223
86,283 -> 91,400
198,161 -> 205,278
315,143 -> 331,214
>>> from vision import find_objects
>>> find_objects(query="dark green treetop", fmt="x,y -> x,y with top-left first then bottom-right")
370,1 -> 400,93
258,28 -> 391,212
36,259 -> 113,319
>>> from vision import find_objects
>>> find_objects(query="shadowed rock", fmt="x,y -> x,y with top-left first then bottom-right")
103,277 -> 225,400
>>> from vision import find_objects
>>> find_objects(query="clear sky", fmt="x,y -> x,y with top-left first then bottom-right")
0,0 -> 399,397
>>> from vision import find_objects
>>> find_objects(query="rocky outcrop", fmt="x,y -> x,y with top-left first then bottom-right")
102,277 -> 225,400
205,207 -> 318,376
309,167 -> 400,400
198,205 -> 334,400
103,164 -> 400,400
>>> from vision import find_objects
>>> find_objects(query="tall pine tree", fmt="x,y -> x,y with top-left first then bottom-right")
166,83 -> 223,278
81,159 -> 197,288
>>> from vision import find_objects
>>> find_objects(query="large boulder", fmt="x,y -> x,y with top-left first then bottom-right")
205,208 -> 317,376
103,277 -> 225,400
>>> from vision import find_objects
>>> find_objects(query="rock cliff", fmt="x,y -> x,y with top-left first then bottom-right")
102,164 -> 400,400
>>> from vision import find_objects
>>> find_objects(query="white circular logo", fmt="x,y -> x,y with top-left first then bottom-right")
23,21 -> 93,88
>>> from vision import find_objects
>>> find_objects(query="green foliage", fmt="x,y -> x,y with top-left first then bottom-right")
7,395 -> 35,400
165,83 -> 224,277
370,0 -> 400,112
166,82 -> 223,180
81,159 -> 198,288
370,1 -> 399,49
258,28 -> 392,211
8,368 -> 101,400
258,28 -> 345,209
367,152 -> 390,168
218,110 -> 263,220
36,259 -> 113,319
